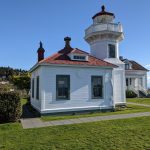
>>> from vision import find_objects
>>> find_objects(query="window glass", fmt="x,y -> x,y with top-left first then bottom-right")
73,55 -> 86,60
130,78 -> 132,85
32,78 -> 34,98
125,64 -> 130,69
126,78 -> 128,86
108,44 -> 116,58
56,75 -> 70,100
36,76 -> 39,100
91,76 -> 103,99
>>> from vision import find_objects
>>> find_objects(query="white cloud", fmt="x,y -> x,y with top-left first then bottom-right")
145,64 -> 150,68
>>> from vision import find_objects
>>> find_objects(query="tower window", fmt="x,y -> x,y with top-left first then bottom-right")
108,44 -> 116,58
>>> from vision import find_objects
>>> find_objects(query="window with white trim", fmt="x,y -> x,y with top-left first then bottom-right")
108,44 -> 116,58
73,55 -> 86,61
36,76 -> 39,100
91,76 -> 103,99
125,64 -> 130,69
56,75 -> 70,100
32,78 -> 34,98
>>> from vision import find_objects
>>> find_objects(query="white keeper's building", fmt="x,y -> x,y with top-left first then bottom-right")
30,5 -> 148,114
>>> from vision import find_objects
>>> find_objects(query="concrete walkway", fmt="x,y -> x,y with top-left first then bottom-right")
21,112 -> 150,129
127,102 -> 150,107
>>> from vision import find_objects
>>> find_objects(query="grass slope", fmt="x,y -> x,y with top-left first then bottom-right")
127,98 -> 150,105
0,117 -> 150,150
21,98 -> 28,106
41,104 -> 150,121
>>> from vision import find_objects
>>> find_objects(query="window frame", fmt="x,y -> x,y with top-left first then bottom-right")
91,76 -> 103,99
36,76 -> 39,100
108,44 -> 116,58
56,75 -> 70,100
73,55 -> 87,61
126,78 -> 129,86
32,78 -> 34,98
125,64 -> 130,70
130,78 -> 132,85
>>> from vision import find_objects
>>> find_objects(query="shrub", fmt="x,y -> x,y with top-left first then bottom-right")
0,91 -> 21,123
126,90 -> 137,98
12,75 -> 30,91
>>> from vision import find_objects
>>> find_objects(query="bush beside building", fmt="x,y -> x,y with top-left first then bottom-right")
0,91 -> 21,123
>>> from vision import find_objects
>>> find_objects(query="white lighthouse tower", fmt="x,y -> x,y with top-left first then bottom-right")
85,5 -> 126,105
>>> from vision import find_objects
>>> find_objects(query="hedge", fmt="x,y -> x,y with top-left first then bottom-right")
0,91 -> 21,123
126,90 -> 137,98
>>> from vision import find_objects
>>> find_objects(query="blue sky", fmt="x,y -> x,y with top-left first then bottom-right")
0,0 -> 150,86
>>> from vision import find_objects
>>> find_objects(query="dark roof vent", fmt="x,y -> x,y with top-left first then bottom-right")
64,37 -> 71,49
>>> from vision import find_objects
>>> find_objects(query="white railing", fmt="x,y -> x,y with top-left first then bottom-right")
85,23 -> 123,36
126,86 -> 139,95
138,86 -> 148,96
126,85 -> 148,96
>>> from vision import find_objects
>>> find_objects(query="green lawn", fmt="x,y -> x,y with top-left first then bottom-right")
41,104 -> 150,121
0,116 -> 150,150
21,98 -> 28,106
20,98 -> 150,122
127,98 -> 150,105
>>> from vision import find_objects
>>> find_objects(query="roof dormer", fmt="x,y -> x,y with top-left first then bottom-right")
68,49 -> 89,61
123,59 -> 132,70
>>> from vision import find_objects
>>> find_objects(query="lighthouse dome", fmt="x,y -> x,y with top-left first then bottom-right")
92,5 -> 115,24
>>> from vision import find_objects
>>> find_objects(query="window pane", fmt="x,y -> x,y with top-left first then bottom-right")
109,44 -> 116,58
36,76 -> 39,100
74,55 -> 86,60
130,78 -> 132,85
126,78 -> 128,86
125,64 -> 129,69
56,75 -> 70,100
91,76 -> 103,98
32,79 -> 34,98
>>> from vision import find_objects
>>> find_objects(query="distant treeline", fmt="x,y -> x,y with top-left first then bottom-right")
0,67 -> 28,79
0,67 -> 30,93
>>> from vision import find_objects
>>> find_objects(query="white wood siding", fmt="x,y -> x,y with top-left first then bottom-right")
32,65 -> 114,114
125,70 -> 148,90
113,68 -> 126,104
30,66 -> 42,111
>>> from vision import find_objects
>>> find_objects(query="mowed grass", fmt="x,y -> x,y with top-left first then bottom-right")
127,98 -> 150,105
0,116 -> 150,150
21,98 -> 27,106
20,98 -> 150,122
41,104 -> 150,121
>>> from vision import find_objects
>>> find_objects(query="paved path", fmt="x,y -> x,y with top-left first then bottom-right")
21,112 -> 150,129
127,102 -> 150,107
